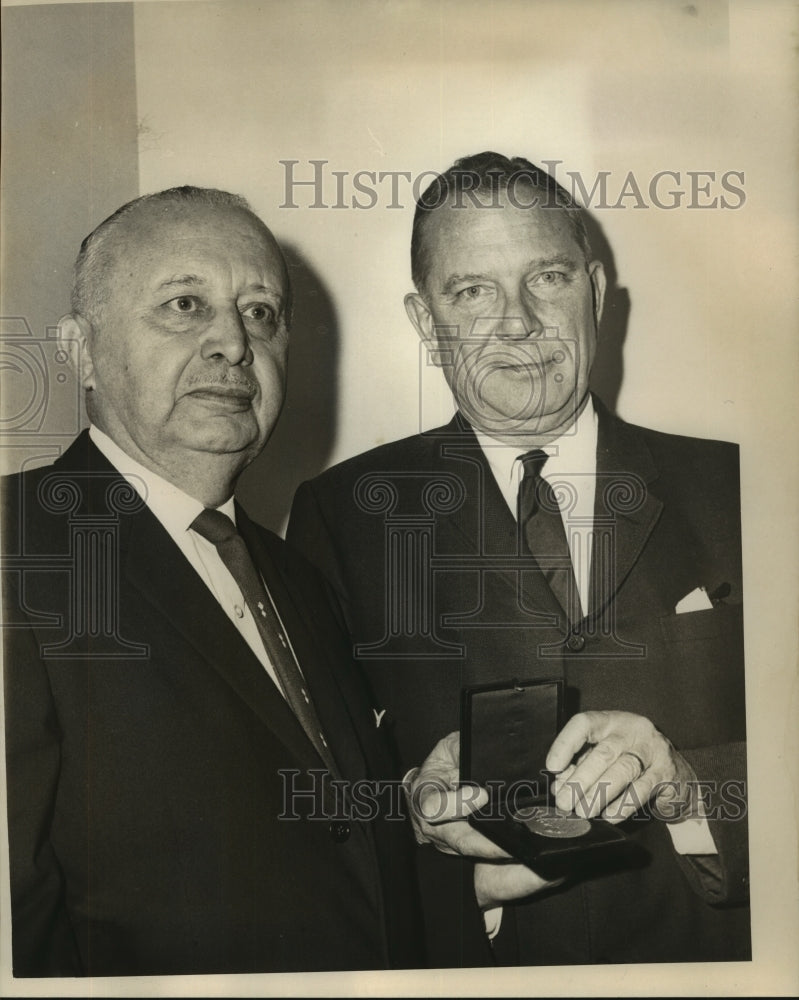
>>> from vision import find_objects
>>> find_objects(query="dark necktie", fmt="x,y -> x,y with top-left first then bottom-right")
191,507 -> 340,777
517,450 -> 581,625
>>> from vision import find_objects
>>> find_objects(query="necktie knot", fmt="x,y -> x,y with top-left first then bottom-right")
191,507 -> 238,546
520,448 -> 549,481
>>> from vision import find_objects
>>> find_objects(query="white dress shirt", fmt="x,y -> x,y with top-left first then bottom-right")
89,426 -> 287,697
475,398 -> 598,619
472,400 -> 716,857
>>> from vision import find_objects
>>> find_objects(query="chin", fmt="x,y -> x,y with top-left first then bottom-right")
468,394 -> 579,440
477,393 -> 553,430
181,412 -> 267,452
177,430 -> 259,456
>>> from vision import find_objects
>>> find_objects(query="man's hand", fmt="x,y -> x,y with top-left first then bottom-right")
406,732 -> 504,858
546,710 -> 700,823
407,732 -> 562,908
473,861 -> 562,910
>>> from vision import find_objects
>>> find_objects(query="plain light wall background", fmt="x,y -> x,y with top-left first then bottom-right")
1,1 -> 797,997
0,2 -> 139,474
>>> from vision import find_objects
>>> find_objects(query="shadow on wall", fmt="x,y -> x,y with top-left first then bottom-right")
238,242 -> 339,535
585,212 -> 629,415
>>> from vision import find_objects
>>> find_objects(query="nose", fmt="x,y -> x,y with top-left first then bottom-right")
495,288 -> 542,340
199,307 -> 253,366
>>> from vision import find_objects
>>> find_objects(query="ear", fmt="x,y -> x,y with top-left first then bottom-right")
588,260 -> 607,327
57,313 -> 96,391
404,292 -> 444,366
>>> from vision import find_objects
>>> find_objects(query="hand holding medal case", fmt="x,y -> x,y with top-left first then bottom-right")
460,678 -> 629,881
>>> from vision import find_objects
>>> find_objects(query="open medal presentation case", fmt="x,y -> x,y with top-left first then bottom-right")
460,678 -> 630,881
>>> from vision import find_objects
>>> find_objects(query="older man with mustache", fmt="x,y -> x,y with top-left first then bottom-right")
1,187 -> 421,977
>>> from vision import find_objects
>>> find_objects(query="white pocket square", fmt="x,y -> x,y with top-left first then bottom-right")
675,587 -> 714,614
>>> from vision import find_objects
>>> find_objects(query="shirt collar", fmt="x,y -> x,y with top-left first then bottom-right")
473,396 -> 598,498
88,426 -> 236,534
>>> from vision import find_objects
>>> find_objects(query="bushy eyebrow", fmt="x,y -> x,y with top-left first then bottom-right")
524,254 -> 579,273
155,277 -> 283,305
241,284 -> 283,299
440,255 -> 581,296
441,273 -> 487,295
157,274 -> 205,290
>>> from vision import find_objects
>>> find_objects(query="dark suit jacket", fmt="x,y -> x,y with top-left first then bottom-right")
1,431 -> 422,977
287,399 -> 750,966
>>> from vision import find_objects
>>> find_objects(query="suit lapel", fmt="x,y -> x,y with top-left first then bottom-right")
590,398 -> 663,618
62,434 -> 329,774
124,504 -> 329,774
428,416 -> 565,627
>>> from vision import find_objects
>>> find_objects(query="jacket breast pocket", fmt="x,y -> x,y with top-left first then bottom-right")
658,602 -> 742,644
655,602 -> 746,746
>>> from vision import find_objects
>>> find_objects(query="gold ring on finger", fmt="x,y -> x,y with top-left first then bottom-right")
620,751 -> 646,777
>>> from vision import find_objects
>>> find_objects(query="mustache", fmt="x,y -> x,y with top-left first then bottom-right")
185,371 -> 258,397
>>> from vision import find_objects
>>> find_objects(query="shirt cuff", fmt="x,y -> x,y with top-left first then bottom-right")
483,906 -> 503,940
665,816 -> 718,855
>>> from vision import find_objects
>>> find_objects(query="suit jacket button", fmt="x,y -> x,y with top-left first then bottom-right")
329,821 -> 351,843
566,632 -> 586,652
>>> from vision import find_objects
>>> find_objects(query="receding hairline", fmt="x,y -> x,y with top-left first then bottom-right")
72,188 -> 292,325
93,199 -> 282,263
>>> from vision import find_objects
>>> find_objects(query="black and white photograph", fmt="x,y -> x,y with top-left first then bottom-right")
1,1 -> 797,996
